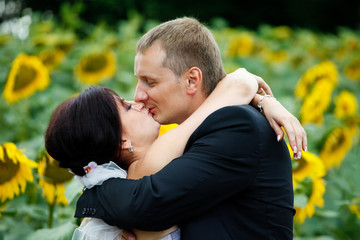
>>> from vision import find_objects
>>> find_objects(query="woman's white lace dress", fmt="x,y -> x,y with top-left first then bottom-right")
72,161 -> 180,240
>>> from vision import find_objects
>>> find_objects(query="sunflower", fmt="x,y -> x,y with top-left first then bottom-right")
293,177 -> 326,224
38,153 -> 73,205
287,143 -> 327,224
343,33 -> 359,51
334,90 -> 358,120
0,205 -> 5,218
344,57 -> 360,81
349,197 -> 360,219
295,61 -> 338,99
158,124 -> 178,137
320,127 -> 354,170
272,26 -> 292,40
346,117 -> 360,138
0,34 -> 12,46
32,32 -> 76,53
2,54 -> 50,104
300,79 -> 333,125
288,144 -> 326,184
74,50 -> 116,84
32,33 -> 58,48
227,32 -> 254,57
0,143 -> 38,203
39,48 -> 66,72
262,49 -> 288,63
54,32 -> 77,53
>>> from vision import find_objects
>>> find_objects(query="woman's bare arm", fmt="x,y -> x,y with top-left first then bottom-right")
129,68 -> 258,179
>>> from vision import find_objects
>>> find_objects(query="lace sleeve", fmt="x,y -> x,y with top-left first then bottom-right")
72,218 -> 122,240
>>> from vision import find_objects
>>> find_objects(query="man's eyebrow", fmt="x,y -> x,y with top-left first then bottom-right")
135,73 -> 157,80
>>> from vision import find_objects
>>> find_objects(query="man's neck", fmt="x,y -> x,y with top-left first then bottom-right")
177,93 -> 207,124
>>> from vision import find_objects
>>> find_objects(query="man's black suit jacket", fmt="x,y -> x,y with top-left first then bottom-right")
75,105 -> 295,239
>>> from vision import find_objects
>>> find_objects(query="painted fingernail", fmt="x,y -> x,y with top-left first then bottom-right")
293,146 -> 297,153
277,135 -> 281,142
304,146 -> 307,152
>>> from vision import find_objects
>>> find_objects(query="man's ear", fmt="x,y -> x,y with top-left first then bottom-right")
185,67 -> 202,95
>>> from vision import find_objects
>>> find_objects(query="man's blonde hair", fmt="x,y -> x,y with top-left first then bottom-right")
136,17 -> 226,96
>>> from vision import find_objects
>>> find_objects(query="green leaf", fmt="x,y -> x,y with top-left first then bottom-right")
294,193 -> 308,208
315,209 -> 339,218
27,222 -> 76,240
65,178 -> 83,204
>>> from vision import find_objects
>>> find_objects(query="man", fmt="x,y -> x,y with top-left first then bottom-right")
75,17 -> 306,239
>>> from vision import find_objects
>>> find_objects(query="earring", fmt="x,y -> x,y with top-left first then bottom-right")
128,146 -> 134,152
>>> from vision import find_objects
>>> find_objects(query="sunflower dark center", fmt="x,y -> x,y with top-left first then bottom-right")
43,157 -> 73,183
82,54 -> 107,73
13,65 -> 37,91
342,103 -> 350,112
329,132 -> 345,152
294,177 -> 313,198
41,54 -> 56,66
0,151 -> 20,184
292,157 -> 306,173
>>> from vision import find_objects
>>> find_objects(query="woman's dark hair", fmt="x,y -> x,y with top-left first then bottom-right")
45,86 -> 124,176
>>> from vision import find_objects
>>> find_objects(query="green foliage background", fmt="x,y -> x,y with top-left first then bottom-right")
0,3 -> 360,240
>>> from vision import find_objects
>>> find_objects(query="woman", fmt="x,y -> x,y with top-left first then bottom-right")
45,69 -> 302,239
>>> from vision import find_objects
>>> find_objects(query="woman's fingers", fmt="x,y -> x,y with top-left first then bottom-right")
122,230 -> 136,240
249,72 -> 274,97
282,116 -> 307,159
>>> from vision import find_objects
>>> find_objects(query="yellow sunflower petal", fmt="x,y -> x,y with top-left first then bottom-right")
334,90 -> 358,120
9,177 -> 20,196
0,142 -> 36,202
287,143 -> 326,184
344,57 -> 360,81
39,48 -> 65,71
40,179 -> 56,204
0,146 -> 4,161
320,127 -> 353,169
300,78 -> 333,125
295,61 -> 338,99
158,124 -> 178,137
2,54 -> 50,104
74,50 -> 116,84
37,153 -> 73,205
4,183 -> 14,200
294,178 -> 326,223
55,184 -> 68,205
349,197 -> 360,219
227,32 -> 254,57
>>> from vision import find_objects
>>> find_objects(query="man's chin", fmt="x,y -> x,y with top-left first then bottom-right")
153,115 -> 168,125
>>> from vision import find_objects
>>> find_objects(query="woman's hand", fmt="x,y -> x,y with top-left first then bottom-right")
261,96 -> 307,159
221,68 -> 258,103
249,71 -> 274,97
122,230 -> 136,240
225,68 -> 273,96
231,68 -> 307,159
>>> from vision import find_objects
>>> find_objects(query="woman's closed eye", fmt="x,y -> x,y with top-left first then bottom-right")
126,103 -> 132,111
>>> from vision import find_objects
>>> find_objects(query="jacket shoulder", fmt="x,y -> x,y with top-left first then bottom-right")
184,105 -> 264,151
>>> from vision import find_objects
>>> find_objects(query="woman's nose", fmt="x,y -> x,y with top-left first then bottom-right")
131,102 -> 144,111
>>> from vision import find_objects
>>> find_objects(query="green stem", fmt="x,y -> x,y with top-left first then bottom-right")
18,98 -> 30,141
48,192 -> 57,228
48,202 -> 55,228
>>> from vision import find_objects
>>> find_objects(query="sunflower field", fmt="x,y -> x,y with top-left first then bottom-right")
0,5 -> 360,240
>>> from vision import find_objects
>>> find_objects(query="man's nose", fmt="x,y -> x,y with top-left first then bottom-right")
134,83 -> 148,102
